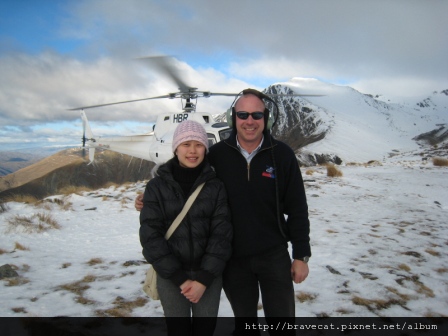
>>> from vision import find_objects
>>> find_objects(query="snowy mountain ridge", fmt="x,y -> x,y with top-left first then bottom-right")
264,78 -> 447,165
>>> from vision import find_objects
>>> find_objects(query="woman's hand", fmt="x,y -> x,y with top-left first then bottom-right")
181,281 -> 206,303
180,280 -> 193,292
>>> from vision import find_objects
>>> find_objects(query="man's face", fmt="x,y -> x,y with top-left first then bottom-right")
234,94 -> 265,148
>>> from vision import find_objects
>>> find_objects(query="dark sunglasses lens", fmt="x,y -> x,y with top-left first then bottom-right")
251,112 -> 264,120
236,112 -> 264,120
236,112 -> 249,119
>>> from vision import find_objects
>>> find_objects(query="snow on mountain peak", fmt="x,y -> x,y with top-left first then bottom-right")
266,80 -> 448,164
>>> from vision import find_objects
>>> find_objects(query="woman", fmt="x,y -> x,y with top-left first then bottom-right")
139,120 -> 232,336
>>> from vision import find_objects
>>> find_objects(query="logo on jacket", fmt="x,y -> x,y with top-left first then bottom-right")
262,166 -> 276,178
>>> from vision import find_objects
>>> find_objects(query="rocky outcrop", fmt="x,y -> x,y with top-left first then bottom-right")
0,264 -> 19,279
265,85 -> 330,149
413,125 -> 448,146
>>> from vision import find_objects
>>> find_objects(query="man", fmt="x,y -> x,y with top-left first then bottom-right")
136,89 -> 311,334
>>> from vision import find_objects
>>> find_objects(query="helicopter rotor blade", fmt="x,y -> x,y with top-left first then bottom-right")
207,92 -> 324,98
266,93 -> 325,97
205,92 -> 239,97
69,95 -> 171,111
137,56 -> 195,93
69,55 -> 325,112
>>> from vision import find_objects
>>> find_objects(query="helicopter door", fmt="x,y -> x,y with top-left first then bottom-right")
207,133 -> 217,147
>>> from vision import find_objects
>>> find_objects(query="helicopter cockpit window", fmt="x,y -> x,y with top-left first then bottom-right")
202,116 -> 209,123
211,122 -> 228,128
207,133 -> 217,147
219,128 -> 232,141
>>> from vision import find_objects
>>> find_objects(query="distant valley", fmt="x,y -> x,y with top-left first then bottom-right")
0,151 -> 45,176
0,146 -> 74,176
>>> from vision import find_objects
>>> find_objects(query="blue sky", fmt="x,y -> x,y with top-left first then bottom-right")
1,1 -> 71,54
1,0 -> 447,151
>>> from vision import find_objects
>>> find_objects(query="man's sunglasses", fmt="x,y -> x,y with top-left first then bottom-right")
235,111 -> 265,120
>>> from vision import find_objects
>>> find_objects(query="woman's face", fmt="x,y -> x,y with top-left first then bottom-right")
175,140 -> 206,168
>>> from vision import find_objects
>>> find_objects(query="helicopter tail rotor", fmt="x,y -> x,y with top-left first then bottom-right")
81,112 -> 87,158
80,110 -> 96,162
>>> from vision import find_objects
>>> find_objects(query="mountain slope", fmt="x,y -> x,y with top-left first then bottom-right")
0,149 -> 83,193
0,148 -> 155,200
264,78 -> 448,165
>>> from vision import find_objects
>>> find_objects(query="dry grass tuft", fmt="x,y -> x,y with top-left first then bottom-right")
41,197 -> 73,211
295,291 -> 317,303
398,264 -> 411,272
416,283 -> 435,298
82,274 -> 98,283
58,185 -> 92,196
6,194 -> 39,204
95,296 -> 148,317
385,286 -> 413,301
365,160 -> 383,167
14,242 -> 29,251
326,164 -> 343,177
60,197 -> 74,211
11,307 -> 27,314
87,258 -> 104,266
120,197 -> 130,207
36,212 -> 60,228
58,281 -> 91,296
335,308 -> 354,315
4,277 -> 30,287
435,267 -> 448,274
103,182 -> 119,190
5,212 -> 60,234
433,157 -> 448,167
352,295 -> 406,312
76,296 -> 97,305
395,274 -> 435,298
425,248 -> 440,257
56,274 -> 101,305
305,169 -> 316,175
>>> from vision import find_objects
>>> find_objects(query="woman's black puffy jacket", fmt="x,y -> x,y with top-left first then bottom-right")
139,158 -> 232,287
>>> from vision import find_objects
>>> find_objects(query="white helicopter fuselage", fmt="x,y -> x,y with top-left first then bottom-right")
81,111 -> 232,165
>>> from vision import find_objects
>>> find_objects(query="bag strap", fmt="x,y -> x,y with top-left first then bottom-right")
164,182 -> 205,240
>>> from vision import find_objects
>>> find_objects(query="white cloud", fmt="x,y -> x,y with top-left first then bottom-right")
1,0 -> 447,150
351,76 -> 448,99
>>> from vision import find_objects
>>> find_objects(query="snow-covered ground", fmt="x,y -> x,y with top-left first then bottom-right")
0,155 -> 447,319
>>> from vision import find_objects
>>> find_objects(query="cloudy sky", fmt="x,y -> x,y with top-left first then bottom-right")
1,0 -> 447,151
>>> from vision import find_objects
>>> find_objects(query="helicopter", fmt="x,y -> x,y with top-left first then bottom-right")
71,56 -> 320,165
